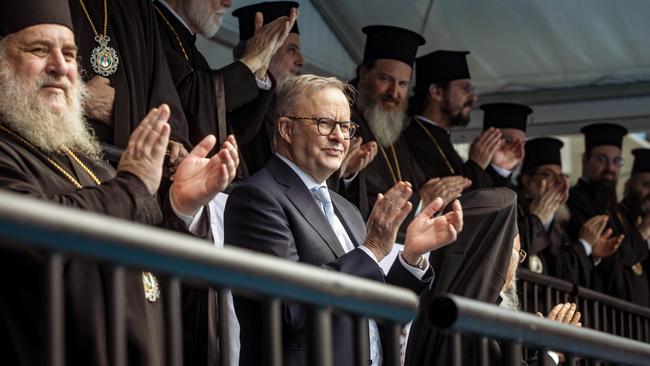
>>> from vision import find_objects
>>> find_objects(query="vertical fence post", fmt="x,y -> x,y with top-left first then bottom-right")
309,307 -> 332,366
218,288 -> 232,366
108,266 -> 126,366
501,340 -> 522,366
264,298 -> 282,366
163,276 -> 182,366
46,253 -> 64,366
450,332 -> 462,366
354,316 -> 370,366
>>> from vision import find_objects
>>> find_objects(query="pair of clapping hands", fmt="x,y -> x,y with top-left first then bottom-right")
364,181 -> 463,266
117,104 -> 238,217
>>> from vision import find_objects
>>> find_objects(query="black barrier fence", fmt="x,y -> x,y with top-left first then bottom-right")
518,269 -> 650,343
0,190 -> 417,366
429,294 -> 650,366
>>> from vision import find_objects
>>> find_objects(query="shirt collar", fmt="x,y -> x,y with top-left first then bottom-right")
275,153 -> 327,191
415,115 -> 442,128
158,0 -> 194,34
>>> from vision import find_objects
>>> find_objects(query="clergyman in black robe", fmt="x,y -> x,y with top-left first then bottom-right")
69,0 -> 191,150
344,25 -> 426,242
480,102 -> 530,189
567,123 -> 649,307
153,0 -> 288,177
616,149 -> 650,306
405,50 -> 495,191
516,138 -> 594,289
232,1 -> 305,175
405,188 -> 520,365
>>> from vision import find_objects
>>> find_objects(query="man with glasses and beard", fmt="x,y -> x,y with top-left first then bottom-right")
405,50 -> 500,191
567,123 -> 649,306
154,0 -> 297,177
618,149 -> 650,302
516,138 -> 620,289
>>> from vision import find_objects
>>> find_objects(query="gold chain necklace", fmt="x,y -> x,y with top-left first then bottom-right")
415,118 -> 456,175
0,124 -> 100,188
78,0 -> 119,76
153,3 -> 191,62
377,144 -> 403,184
0,124 -> 161,301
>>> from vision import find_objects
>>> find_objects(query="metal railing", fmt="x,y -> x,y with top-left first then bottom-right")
518,269 -> 650,342
0,190 -> 418,366
429,294 -> 650,366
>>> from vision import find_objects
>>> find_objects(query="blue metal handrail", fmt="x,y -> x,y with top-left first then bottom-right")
0,189 -> 418,323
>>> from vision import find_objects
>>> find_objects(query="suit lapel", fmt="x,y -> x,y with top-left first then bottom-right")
268,157 -> 346,257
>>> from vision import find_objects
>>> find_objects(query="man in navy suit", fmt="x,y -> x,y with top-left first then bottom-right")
225,74 -> 463,366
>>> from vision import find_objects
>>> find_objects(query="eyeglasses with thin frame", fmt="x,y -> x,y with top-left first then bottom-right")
590,154 -> 625,167
285,116 -> 358,140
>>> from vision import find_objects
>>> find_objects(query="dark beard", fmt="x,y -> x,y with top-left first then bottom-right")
585,179 -> 618,213
441,93 -> 470,127
624,192 -> 650,216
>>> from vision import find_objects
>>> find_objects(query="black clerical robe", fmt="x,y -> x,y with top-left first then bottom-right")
69,0 -> 190,149
346,108 -> 425,242
516,193 -> 594,289
404,116 -> 493,191
0,127 -> 166,365
153,1 -> 274,176
567,179 -> 650,306
405,188 -> 519,366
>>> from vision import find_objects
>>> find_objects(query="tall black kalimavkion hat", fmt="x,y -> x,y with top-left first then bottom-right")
521,137 -> 564,174
481,103 -> 532,132
1,0 -> 73,36
631,148 -> 650,175
232,1 -> 299,41
580,123 -> 628,151
412,50 -> 471,97
361,25 -> 425,67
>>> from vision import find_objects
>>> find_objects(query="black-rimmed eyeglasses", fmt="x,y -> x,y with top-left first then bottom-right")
285,116 -> 358,140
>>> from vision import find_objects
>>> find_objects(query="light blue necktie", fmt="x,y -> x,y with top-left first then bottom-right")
311,186 -> 336,225
311,186 -> 382,365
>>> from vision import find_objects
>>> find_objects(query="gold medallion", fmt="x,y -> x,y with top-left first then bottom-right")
142,271 -> 160,302
90,35 -> 119,77
528,254 -> 544,274
632,262 -> 644,276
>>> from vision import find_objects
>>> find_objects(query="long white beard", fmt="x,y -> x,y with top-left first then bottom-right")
499,279 -> 520,311
0,48 -> 101,159
364,105 -> 405,148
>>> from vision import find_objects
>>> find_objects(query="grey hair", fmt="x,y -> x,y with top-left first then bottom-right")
274,74 -> 356,122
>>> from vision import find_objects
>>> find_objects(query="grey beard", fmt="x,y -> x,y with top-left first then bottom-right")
499,279 -> 520,311
361,103 -> 406,148
0,52 -> 101,160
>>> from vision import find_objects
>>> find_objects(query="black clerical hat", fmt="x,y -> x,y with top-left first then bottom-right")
580,123 -> 628,151
361,25 -> 425,67
1,0 -> 73,36
632,148 -> 650,175
232,1 -> 299,41
413,50 -> 471,95
521,137 -> 564,173
481,103 -> 532,132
